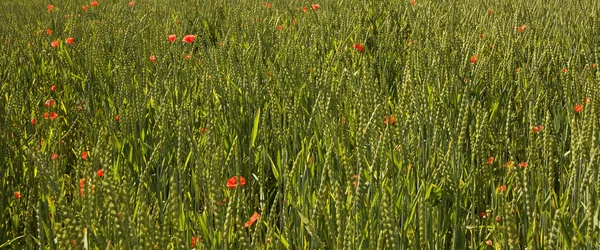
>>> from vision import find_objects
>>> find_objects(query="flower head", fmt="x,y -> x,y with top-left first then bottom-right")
497,185 -> 507,193
516,24 -> 527,32
82,151 -> 89,159
44,99 -> 55,107
31,118 -> 37,125
486,156 -> 494,165
47,4 -> 55,13
44,112 -> 58,120
96,169 -> 104,177
51,153 -> 59,160
183,35 -> 195,43
574,104 -> 583,113
470,54 -> 478,64
90,1 -> 98,7
488,10 -> 493,15
226,176 -> 238,188
129,1 -> 135,7
352,43 -> 364,53
46,29 -> 52,35
311,4 -> 320,10
65,37 -> 74,44
51,40 -> 59,48
518,162 -> 527,169
168,34 -> 176,43
82,5 -> 87,11
191,236 -> 200,248
50,85 -> 57,91
244,212 -> 260,227
240,176 -> 247,186
149,55 -> 156,62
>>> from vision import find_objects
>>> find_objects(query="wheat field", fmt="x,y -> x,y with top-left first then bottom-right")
1,0 -> 599,249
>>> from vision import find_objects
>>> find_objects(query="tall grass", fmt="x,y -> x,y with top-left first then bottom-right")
1,0 -> 599,249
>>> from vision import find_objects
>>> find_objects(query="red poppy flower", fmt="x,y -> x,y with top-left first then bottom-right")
266,3 -> 271,8
240,176 -> 247,186
515,68 -> 520,73
47,4 -> 55,13
50,85 -> 57,91
45,99 -> 55,107
191,236 -> 199,248
149,55 -> 156,62
81,151 -> 89,159
46,29 -> 52,35
532,126 -> 538,133
562,67 -> 567,73
352,43 -> 364,53
574,104 -> 583,113
470,54 -> 478,64
515,24 -> 527,32
129,1 -> 135,7
31,117 -> 37,125
168,34 -> 176,43
115,114 -> 119,122
488,10 -> 493,15
185,55 -> 190,60
486,156 -> 494,165
538,125 -> 544,131
183,35 -> 195,43
96,169 -> 104,177
65,37 -> 74,44
90,1 -> 98,7
49,112 -> 58,120
497,185 -> 507,193
410,0 -> 416,5
480,212 -> 488,218
51,40 -> 59,48
312,4 -> 320,10
352,174 -> 359,187
383,116 -> 389,125
486,240 -> 493,246
51,153 -> 59,160
14,191 -> 21,199
585,97 -> 590,104
226,176 -> 238,188
518,162 -> 527,169
390,115 -> 395,125
277,25 -> 283,31
244,212 -> 260,227
504,161 -> 513,168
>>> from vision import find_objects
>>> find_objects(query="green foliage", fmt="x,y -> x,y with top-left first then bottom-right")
1,0 -> 600,249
